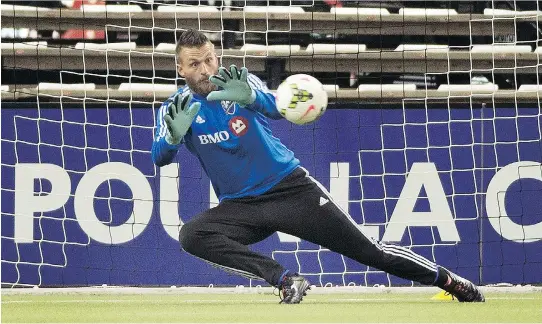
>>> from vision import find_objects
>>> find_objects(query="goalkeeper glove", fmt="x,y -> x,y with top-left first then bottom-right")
163,93 -> 201,145
206,65 -> 257,107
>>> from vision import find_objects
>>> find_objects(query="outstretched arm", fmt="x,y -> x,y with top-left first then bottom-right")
245,73 -> 283,120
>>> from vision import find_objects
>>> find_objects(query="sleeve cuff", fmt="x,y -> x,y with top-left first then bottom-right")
163,136 -> 182,150
249,89 -> 257,105
245,89 -> 260,109
238,90 -> 257,108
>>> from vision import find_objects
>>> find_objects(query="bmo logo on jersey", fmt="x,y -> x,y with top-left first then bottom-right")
229,116 -> 249,136
197,117 -> 249,144
198,131 -> 230,144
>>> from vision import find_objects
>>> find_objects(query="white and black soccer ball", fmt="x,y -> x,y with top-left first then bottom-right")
275,74 -> 328,125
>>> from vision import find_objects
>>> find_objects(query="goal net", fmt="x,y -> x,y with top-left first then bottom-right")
1,0 -> 541,288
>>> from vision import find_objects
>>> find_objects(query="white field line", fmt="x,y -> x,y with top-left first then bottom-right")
2,286 -> 541,296
2,296 -> 540,304
1,323 -> 540,324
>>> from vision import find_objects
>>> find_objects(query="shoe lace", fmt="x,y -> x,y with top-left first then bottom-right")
277,278 -> 292,304
281,286 -> 294,304
454,281 -> 469,294
448,276 -> 477,300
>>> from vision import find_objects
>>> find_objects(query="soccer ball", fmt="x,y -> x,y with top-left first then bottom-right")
275,74 -> 328,125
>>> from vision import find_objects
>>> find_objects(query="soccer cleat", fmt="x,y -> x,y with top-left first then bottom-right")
279,274 -> 311,304
441,269 -> 485,302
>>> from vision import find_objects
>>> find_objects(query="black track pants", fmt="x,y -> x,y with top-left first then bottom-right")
179,167 -> 439,287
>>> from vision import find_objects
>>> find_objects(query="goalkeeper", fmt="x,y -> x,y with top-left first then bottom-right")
152,29 -> 484,304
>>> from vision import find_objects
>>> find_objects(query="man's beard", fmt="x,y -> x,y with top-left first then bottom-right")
186,78 -> 217,97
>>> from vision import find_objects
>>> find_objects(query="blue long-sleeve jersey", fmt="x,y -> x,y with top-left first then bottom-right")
152,74 -> 299,201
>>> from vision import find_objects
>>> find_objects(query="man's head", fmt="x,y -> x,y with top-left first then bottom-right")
176,29 -> 219,96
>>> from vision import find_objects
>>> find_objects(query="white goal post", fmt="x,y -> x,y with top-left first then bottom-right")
1,1 -> 541,288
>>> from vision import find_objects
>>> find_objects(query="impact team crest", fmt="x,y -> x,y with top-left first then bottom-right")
229,116 -> 249,136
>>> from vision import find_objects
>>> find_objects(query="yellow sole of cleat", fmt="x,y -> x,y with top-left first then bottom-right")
431,290 -> 455,301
